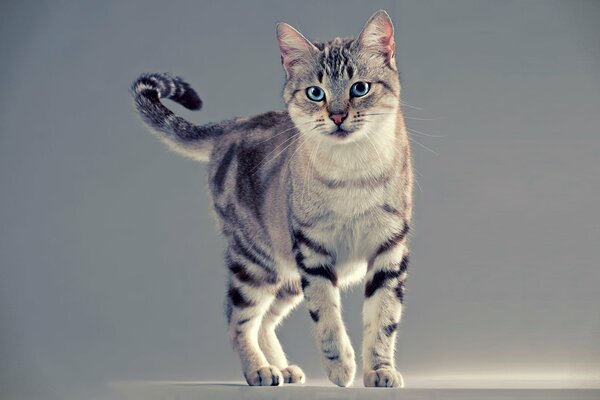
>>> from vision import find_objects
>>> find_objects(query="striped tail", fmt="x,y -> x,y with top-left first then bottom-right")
131,73 -> 223,161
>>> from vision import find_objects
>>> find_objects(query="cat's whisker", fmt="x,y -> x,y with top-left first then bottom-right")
303,136 -> 323,202
414,176 -> 423,193
408,136 -> 439,156
407,128 -> 445,138
411,165 -> 424,193
284,133 -> 311,176
404,116 -> 439,121
257,123 -> 325,170
251,131 -> 302,173
364,128 -> 386,178
256,120 -> 313,144
399,99 -> 424,110
359,112 -> 396,117
257,124 -> 324,173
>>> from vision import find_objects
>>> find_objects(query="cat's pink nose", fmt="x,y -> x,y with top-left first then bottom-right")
329,113 -> 347,126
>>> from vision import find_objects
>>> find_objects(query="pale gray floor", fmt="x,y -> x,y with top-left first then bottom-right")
106,380 -> 600,400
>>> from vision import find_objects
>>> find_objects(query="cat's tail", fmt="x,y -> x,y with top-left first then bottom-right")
131,73 -> 224,161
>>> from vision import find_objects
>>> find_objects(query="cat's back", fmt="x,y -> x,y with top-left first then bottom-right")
207,110 -> 296,227
208,109 -> 295,177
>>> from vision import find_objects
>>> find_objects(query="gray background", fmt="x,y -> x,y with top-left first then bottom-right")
1,0 -> 599,399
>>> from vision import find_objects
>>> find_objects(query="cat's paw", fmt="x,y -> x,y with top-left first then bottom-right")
281,364 -> 305,384
363,368 -> 404,388
323,347 -> 356,387
245,365 -> 283,386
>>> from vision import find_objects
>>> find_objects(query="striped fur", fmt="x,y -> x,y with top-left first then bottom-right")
131,10 -> 412,388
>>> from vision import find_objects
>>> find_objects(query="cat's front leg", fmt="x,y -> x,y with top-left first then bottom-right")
293,231 -> 356,387
362,240 -> 409,388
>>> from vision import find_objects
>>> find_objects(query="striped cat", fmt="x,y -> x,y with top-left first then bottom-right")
131,10 -> 412,388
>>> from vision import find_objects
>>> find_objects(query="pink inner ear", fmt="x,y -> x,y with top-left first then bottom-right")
280,49 -> 298,73
359,14 -> 396,65
379,22 -> 395,56
277,23 -> 315,75
384,36 -> 395,61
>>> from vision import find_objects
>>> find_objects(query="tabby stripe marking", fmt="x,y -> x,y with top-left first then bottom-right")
292,210 -> 332,228
314,170 -> 391,189
346,65 -> 354,79
236,145 -> 266,220
375,224 -> 409,257
300,277 -> 310,291
377,80 -> 397,96
228,286 -> 253,308
293,230 -> 332,257
382,203 -> 400,215
234,232 -> 273,265
383,322 -> 398,337
232,235 -> 273,275
372,362 -> 393,370
309,309 -> 320,322
276,281 -> 301,299
365,269 -> 402,298
214,144 -> 237,193
399,254 -> 409,274
298,263 -> 338,286
228,262 -> 262,286
395,281 -> 406,303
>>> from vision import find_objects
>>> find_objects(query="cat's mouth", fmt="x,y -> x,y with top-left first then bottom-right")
330,127 -> 352,138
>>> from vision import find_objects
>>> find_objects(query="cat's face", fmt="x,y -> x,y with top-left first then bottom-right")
278,10 -> 400,145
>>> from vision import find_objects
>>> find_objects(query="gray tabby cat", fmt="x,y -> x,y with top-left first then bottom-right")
131,10 -> 412,388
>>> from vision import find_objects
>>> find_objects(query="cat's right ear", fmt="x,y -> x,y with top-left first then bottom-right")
276,22 -> 318,78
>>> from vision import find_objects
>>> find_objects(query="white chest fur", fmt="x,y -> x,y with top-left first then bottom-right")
290,114 -> 405,286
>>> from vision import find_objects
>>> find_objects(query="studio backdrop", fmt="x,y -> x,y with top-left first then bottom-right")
1,1 -> 599,399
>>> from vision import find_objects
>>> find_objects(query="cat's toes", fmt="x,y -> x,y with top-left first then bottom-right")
245,365 -> 283,386
323,349 -> 356,387
281,364 -> 305,384
326,358 -> 356,387
364,368 -> 404,388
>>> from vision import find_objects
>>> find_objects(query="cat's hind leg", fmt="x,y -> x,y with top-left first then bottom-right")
225,249 -> 283,386
258,281 -> 305,383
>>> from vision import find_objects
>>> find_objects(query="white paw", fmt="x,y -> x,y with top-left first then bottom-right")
364,368 -> 404,388
323,345 -> 356,387
245,365 -> 283,386
281,364 -> 305,384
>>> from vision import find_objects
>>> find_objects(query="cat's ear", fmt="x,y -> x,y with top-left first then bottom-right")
276,22 -> 318,78
356,10 -> 396,69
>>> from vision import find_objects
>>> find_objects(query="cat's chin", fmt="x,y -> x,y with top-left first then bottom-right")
327,127 -> 359,142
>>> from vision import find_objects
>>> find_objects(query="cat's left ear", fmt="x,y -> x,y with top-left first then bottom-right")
276,22 -> 318,78
356,10 -> 396,69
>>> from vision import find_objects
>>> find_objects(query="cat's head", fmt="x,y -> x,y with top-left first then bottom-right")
277,10 -> 400,144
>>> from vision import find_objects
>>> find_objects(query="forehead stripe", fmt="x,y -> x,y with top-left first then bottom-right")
346,65 -> 354,79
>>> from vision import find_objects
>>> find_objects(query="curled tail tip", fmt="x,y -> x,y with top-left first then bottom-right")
131,72 -> 202,111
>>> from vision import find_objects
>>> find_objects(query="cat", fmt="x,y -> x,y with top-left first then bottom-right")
131,10 -> 412,388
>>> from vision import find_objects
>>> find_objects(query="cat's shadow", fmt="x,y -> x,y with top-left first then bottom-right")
163,381 -> 333,388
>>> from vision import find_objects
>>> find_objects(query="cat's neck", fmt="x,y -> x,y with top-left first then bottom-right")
297,112 -> 401,182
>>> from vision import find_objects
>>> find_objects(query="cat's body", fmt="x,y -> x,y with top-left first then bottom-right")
132,11 -> 412,388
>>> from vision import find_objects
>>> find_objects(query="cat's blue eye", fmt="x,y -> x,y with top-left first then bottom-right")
350,81 -> 370,97
306,86 -> 325,102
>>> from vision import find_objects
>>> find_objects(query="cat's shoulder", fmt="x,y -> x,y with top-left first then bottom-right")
236,110 -> 292,132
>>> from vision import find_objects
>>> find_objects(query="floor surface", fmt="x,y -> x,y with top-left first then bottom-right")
107,379 -> 600,400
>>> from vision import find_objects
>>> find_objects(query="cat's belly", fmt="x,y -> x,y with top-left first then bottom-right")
298,203 -> 405,286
